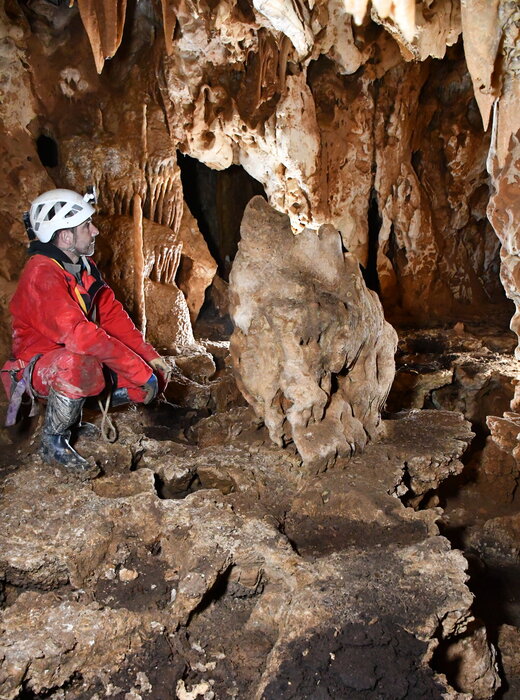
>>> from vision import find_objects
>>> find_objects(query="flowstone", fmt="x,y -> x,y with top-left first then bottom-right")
229,196 -> 397,471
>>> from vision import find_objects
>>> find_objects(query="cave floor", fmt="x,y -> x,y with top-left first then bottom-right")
0,325 -> 520,699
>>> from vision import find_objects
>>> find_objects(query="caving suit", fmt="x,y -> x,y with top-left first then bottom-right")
2,241 -> 159,406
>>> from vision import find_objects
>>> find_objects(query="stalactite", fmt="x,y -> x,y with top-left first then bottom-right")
343,0 -> 416,41
252,0 -> 313,57
77,0 -> 128,74
143,163 -> 181,229
161,0 -> 177,56
152,244 -> 182,285
132,193 -> 147,336
460,0 -> 501,130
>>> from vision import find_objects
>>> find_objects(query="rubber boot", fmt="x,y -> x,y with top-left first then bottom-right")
75,408 -> 101,438
76,421 -> 100,438
41,389 -> 92,471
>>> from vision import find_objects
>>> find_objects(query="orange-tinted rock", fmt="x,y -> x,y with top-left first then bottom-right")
176,205 -> 217,322
77,0 -> 128,73
95,215 -> 195,349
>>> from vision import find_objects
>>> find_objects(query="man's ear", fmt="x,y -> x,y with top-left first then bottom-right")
55,228 -> 73,249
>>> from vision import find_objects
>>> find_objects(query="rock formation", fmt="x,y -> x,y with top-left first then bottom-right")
94,213 -> 214,350
0,400 -> 499,699
1,0 -> 518,341
230,196 -> 397,470
1,0 -> 520,696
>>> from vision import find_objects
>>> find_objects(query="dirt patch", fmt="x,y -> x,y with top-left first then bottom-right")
185,577 -> 276,698
94,551 -> 173,612
263,620 -> 446,699
283,516 -> 426,558
70,635 -> 186,699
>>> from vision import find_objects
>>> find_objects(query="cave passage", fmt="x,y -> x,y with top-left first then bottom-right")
177,152 -> 266,278
36,134 -> 59,168
363,188 -> 382,295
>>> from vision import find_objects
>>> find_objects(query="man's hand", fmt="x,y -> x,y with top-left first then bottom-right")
150,357 -> 173,386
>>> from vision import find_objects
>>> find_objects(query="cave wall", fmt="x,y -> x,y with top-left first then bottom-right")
0,0 -> 518,354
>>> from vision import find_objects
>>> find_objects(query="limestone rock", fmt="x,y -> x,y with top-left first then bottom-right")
0,405 -> 492,698
176,205 -> 218,322
164,369 -> 212,410
206,275 -> 230,317
375,409 -> 473,504
469,512 -> 520,561
497,625 -> 520,699
173,346 -> 216,384
230,196 -> 398,470
488,131 -> 520,357
460,0 -> 501,129
0,591 -> 148,699
387,328 -> 517,433
442,625 -> 500,699
0,0 -> 515,352
374,50 -> 506,325
96,215 -> 196,349
77,0 -> 128,73
371,0 -> 461,62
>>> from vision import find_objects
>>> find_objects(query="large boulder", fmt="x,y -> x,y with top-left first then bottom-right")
229,196 -> 398,471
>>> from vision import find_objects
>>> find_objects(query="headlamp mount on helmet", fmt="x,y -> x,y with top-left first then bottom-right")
83,186 -> 97,205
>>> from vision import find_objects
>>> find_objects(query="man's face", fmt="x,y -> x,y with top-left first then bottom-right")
73,218 -> 99,257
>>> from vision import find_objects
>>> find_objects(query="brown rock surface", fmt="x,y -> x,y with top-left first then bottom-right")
229,196 -> 398,470
0,403 -> 496,699
388,328 -> 518,433
497,625 -> 520,699
0,0 -> 515,349
95,214 -> 215,349
0,0 -> 518,342
2,0 -> 520,696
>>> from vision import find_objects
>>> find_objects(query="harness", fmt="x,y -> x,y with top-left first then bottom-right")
3,354 -> 42,426
49,256 -> 106,320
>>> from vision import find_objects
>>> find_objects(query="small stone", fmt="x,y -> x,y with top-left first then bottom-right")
119,568 -> 139,582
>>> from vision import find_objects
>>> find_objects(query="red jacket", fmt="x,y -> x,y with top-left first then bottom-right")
9,251 -> 158,387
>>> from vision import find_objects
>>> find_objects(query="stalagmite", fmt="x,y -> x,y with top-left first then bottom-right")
132,193 -> 147,336
230,197 -> 398,471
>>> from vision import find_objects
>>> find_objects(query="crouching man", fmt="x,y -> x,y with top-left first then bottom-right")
1,188 -> 171,472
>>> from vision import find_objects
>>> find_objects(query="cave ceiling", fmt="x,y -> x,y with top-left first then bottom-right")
0,0 -> 519,348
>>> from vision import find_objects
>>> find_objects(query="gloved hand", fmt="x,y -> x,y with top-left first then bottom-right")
150,357 -> 173,385
141,373 -> 158,405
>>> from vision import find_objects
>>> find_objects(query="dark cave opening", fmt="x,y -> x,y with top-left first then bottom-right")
177,152 -> 266,278
363,188 -> 382,294
36,134 -> 58,168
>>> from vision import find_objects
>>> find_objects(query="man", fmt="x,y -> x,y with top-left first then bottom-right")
2,188 -> 171,472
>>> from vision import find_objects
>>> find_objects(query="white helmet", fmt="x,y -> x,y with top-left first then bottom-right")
29,188 -> 95,243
